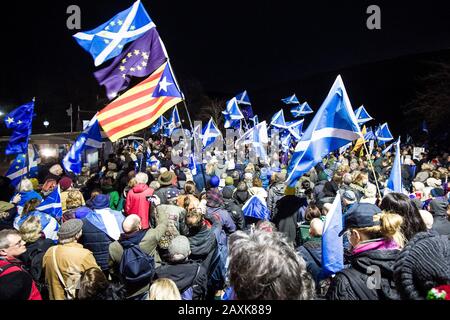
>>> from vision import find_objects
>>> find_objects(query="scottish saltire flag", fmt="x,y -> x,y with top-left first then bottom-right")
150,115 -> 169,134
235,90 -> 254,120
382,141 -> 394,155
285,119 -> 304,140
270,109 -> 287,129
63,114 -> 103,175
339,142 -> 352,155
73,1 -> 155,67
94,27 -> 168,99
282,94 -> 300,105
236,121 -> 269,159
291,102 -> 313,118
4,101 -> 34,155
354,105 -> 373,126
385,138 -> 405,195
242,195 -> 270,220
375,123 -> 394,146
202,118 -> 222,149
164,106 -> 182,136
421,120 -> 429,134
6,145 -> 40,188
321,194 -> 344,277
14,210 -> 59,241
281,133 -> 292,152
223,98 -> 244,129
364,127 -> 376,140
36,186 -> 63,220
286,75 -> 361,187
249,115 -> 259,127
86,209 -> 124,240
147,155 -> 161,170
189,154 -> 198,176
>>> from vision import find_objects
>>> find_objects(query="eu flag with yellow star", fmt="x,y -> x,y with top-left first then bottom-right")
6,146 -> 39,188
4,101 -> 34,155
94,28 -> 168,100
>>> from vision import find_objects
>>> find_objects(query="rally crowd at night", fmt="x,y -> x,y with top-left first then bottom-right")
1,0 -> 450,302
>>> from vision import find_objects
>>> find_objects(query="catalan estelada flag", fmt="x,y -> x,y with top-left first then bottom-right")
98,62 -> 183,142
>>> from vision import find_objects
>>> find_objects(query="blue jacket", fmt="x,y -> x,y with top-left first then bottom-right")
80,218 -> 115,271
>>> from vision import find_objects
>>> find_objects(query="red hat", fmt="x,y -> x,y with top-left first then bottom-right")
59,177 -> 73,191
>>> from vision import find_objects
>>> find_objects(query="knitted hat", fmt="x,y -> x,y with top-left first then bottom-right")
225,176 -> 234,186
206,189 -> 224,208
394,231 -> 450,300
59,177 -> 73,191
209,176 -> 220,188
158,171 -> 175,186
168,236 -> 191,261
58,219 -> 83,240
91,194 -> 110,210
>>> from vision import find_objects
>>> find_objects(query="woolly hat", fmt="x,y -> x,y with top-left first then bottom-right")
59,177 -> 73,191
225,176 -> 234,186
209,176 -> 220,188
169,236 -> 191,261
393,231 -> 450,300
58,219 -> 83,240
222,186 -> 234,200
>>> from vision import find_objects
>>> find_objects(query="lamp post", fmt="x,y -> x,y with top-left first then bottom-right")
43,120 -> 50,128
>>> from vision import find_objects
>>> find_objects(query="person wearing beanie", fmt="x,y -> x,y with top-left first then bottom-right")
154,236 -> 208,300
60,176 -> 86,213
427,199 -> 450,237
327,205 -> 404,300
224,176 -> 235,190
393,231 -> 450,300
221,186 -> 245,230
208,176 -> 221,190
42,219 -> 100,300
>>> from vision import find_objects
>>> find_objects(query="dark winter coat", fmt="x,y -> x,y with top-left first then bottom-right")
272,195 -> 304,244
429,199 -> 450,237
80,219 -> 114,271
326,249 -> 400,300
267,182 -> 286,218
19,237 -> 55,286
223,199 -> 245,230
155,260 -> 207,300
297,238 -> 322,285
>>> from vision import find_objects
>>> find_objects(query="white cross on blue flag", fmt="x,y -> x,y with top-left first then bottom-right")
286,75 -> 362,187
73,0 -> 155,67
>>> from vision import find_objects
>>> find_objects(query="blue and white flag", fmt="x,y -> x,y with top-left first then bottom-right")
281,133 -> 292,153
147,155 -> 161,170
354,105 -> 373,126
86,209 -> 124,241
4,101 -> 35,155
287,75 -> 361,187
270,109 -> 287,129
382,141 -> 394,155
236,121 -> 268,159
285,119 -> 304,140
385,138 -> 405,195
242,195 -> 270,221
189,154 -> 198,176
6,145 -> 40,188
63,114 -> 103,175
235,91 -> 254,120
375,123 -> 394,146
202,118 -> 222,149
321,194 -> 344,277
165,106 -> 182,136
282,94 -> 300,105
249,115 -> 259,127
150,115 -> 169,135
14,210 -> 59,241
73,0 -> 156,67
364,127 -> 376,141
36,186 -> 63,221
291,102 -> 313,118
223,98 -> 244,129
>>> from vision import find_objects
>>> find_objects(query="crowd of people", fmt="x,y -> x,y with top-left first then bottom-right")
0,136 -> 449,300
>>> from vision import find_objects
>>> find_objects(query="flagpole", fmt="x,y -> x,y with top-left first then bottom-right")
363,141 -> 382,199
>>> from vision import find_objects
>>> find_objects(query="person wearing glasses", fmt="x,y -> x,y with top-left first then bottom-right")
0,229 -> 42,300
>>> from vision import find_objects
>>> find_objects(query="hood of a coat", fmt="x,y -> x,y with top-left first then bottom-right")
132,183 -> 150,194
429,199 -> 448,217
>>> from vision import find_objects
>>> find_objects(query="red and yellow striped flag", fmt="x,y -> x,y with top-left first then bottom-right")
97,62 -> 183,142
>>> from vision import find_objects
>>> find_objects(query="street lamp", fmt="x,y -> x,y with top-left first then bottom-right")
43,120 -> 50,128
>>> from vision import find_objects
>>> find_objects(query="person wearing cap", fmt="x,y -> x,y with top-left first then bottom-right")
42,219 -> 100,300
0,201 -> 16,231
79,194 -> 125,273
0,229 -> 42,300
154,236 -> 207,300
60,176 -> 86,213
341,190 -> 357,215
326,204 -> 404,300
154,187 -> 187,261
154,171 -> 179,205
125,172 -> 154,230
393,231 -> 450,300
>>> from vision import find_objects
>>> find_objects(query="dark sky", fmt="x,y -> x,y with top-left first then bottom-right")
1,0 -> 450,135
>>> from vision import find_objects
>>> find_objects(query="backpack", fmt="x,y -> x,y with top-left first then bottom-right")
119,240 -> 155,286
180,264 -> 202,300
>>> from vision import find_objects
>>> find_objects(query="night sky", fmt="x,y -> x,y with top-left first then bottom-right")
1,0 -> 450,137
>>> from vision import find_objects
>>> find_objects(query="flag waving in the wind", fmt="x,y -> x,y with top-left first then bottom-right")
375,123 -> 394,146
73,0 -> 156,67
94,26 -> 168,100
235,91 -> 254,120
290,102 -> 313,118
202,118 -> 222,149
4,101 -> 34,155
223,98 -> 244,129
62,114 -> 103,175
285,119 -> 304,140
150,115 -> 168,134
6,145 -> 39,188
36,186 -> 63,221
385,137 -> 404,195
354,105 -> 373,126
270,109 -> 287,129
98,62 -> 183,142
242,195 -> 270,221
287,75 -> 361,187
164,106 -> 182,136
282,94 -> 300,105
236,121 -> 268,159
